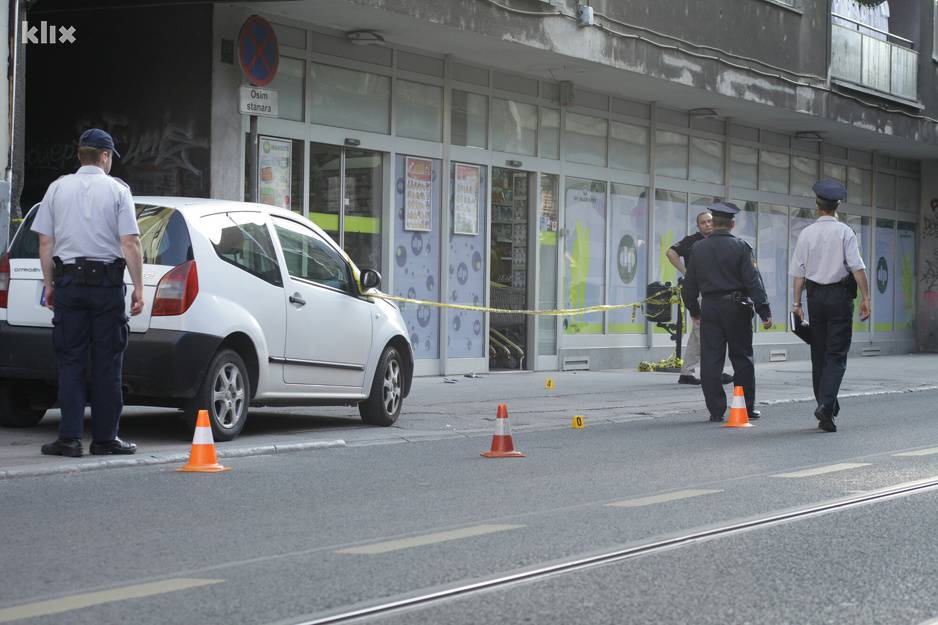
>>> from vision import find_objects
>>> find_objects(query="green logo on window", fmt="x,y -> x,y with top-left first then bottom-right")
617,234 -> 638,285
876,256 -> 888,294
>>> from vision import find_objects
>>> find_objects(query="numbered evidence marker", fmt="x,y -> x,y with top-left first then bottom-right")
571,415 -> 585,429
545,378 -> 555,390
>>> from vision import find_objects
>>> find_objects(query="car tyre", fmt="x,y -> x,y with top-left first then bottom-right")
184,349 -> 250,442
359,346 -> 403,426
0,381 -> 49,428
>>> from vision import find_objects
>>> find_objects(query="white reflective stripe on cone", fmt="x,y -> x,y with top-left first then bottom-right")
192,427 -> 215,445
496,418 -> 511,436
732,394 -> 746,409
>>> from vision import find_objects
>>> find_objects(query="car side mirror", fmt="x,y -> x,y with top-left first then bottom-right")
360,269 -> 381,291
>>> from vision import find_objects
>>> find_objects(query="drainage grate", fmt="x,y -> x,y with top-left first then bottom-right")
861,347 -> 881,356
562,356 -> 590,371
769,350 -> 788,362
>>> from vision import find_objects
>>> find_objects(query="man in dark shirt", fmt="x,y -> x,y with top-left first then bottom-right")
667,211 -> 732,386
682,202 -> 773,422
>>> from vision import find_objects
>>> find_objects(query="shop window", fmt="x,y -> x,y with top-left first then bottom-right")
538,174 -> 560,353
895,222 -> 917,330
309,63 -> 390,134
876,173 -> 896,210
265,57 -> 305,122
451,90 -> 488,149
757,204 -> 788,332
759,150 -> 790,194
565,112 -> 607,166
610,121 -> 649,173
729,145 -> 757,189
653,189 -> 687,287
655,131 -> 688,179
789,207 -> 815,326
791,156 -> 818,197
690,138 -> 724,184
563,178 -> 607,334
393,155 -> 441,359
842,213 -> 871,332
609,183 -> 648,333
847,167 -> 872,205
448,162 -> 487,358
728,199 -> 758,252
822,162 -> 847,184
539,108 -> 560,160
396,80 -> 442,142
244,136 -> 304,214
491,98 -> 537,156
874,219 -> 895,332
896,177 -> 919,212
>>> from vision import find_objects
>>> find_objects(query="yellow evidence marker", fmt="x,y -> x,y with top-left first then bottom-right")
545,378 -> 555,390
571,415 -> 585,429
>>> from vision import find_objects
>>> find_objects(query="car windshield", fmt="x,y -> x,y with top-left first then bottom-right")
6,203 -> 192,267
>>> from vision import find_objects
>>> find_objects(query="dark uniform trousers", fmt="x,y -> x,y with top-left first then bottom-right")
807,283 -> 853,415
700,298 -> 756,417
52,275 -> 129,441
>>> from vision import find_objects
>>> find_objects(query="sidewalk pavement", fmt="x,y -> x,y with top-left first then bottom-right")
1,354 -> 936,479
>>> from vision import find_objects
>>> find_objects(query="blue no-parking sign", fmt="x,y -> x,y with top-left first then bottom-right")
238,16 -> 279,86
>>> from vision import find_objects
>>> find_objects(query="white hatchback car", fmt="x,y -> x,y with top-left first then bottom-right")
0,197 -> 413,440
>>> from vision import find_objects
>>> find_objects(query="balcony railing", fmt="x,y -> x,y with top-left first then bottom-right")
830,14 -> 917,102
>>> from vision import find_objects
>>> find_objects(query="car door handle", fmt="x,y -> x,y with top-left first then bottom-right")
289,293 -> 306,306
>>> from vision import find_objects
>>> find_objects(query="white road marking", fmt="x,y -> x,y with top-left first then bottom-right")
336,524 -> 524,555
772,463 -> 871,478
0,578 -> 223,623
607,489 -> 723,508
895,447 -> 938,457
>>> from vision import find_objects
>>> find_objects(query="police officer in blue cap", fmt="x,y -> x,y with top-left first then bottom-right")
682,202 -> 773,422
790,179 -> 870,433
31,129 -> 145,457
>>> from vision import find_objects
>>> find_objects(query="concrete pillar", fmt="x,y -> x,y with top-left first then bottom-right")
918,161 -> 938,352
211,4 -> 249,201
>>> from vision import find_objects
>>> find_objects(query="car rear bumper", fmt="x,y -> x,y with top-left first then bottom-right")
0,322 -> 221,404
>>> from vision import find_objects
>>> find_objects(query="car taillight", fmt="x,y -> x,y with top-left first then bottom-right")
0,254 -> 10,309
152,260 -> 198,316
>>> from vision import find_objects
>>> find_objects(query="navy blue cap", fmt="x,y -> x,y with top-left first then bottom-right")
812,179 -> 846,202
78,128 -> 120,158
708,201 -> 740,217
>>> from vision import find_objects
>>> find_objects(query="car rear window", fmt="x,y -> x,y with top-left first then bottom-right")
6,203 -> 193,268
136,204 -> 193,266
7,206 -> 39,259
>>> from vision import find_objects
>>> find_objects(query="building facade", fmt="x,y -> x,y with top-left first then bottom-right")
17,0 -> 938,375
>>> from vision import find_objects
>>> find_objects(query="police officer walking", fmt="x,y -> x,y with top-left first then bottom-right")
682,202 -> 773,422
790,180 -> 871,433
31,129 -> 144,457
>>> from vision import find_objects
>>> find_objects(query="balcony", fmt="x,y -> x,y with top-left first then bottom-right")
830,14 -> 917,104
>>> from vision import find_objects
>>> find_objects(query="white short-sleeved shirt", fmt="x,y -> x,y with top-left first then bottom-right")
789,215 -> 866,285
30,165 -> 139,264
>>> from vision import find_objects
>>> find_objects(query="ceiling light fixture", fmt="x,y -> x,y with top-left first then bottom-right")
795,131 -> 824,142
346,30 -> 386,46
688,107 -> 719,118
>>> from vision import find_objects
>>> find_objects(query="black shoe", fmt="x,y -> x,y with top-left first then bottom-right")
750,410 -> 761,419
815,406 -> 836,433
678,375 -> 701,385
41,438 -> 83,457
89,437 -> 137,455
709,414 -> 724,423
721,373 -> 734,385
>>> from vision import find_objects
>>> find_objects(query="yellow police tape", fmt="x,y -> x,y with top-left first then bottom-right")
368,290 -> 681,318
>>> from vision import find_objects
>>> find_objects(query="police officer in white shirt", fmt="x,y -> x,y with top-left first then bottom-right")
789,179 -> 871,433
31,129 -> 145,457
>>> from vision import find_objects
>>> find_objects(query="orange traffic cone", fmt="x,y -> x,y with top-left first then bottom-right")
177,410 -> 230,472
723,386 -> 753,428
481,404 -> 525,458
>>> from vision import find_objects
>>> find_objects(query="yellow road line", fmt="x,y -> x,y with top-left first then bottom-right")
336,524 -> 524,555
607,489 -> 723,508
771,463 -> 870,478
895,447 -> 938,457
0,578 -> 223,623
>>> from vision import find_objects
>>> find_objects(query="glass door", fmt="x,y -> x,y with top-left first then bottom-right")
490,167 -> 533,370
309,143 -> 384,272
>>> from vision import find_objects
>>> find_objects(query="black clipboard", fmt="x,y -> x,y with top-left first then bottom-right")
790,311 -> 812,344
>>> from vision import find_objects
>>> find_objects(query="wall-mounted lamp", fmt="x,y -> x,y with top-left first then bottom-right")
346,30 -> 386,46
688,107 -> 719,118
795,131 -> 823,142
505,159 -> 523,168
344,138 -> 361,147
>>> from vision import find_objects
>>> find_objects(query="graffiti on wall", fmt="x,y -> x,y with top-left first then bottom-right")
923,203 -> 938,309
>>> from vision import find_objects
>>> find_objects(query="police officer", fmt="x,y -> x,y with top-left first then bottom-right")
790,179 -> 871,433
31,128 -> 144,457
682,202 -> 773,422
667,210 -> 733,387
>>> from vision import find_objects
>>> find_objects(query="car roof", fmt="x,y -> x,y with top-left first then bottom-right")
133,196 -> 328,236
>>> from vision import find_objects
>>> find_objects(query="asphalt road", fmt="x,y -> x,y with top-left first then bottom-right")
3,390 -> 938,625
